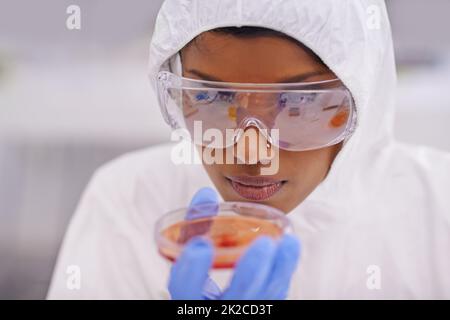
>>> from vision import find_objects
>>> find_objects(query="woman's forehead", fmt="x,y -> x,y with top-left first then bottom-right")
181,32 -> 334,83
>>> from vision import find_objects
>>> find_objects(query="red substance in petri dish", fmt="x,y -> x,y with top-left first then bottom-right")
158,215 -> 283,268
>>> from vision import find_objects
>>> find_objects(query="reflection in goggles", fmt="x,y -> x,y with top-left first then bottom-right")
170,88 -> 354,151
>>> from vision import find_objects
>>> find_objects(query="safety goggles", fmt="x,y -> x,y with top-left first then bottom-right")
156,70 -> 357,151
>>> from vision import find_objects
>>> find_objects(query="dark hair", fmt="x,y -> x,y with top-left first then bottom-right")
211,26 -> 290,38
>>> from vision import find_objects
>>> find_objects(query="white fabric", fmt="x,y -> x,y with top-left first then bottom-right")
48,0 -> 450,299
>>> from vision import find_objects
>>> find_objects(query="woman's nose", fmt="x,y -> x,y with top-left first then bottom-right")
233,126 -> 275,165
235,93 -> 279,129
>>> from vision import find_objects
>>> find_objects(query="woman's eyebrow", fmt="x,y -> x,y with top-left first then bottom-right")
278,70 -> 333,83
184,69 -> 223,82
185,69 -> 333,83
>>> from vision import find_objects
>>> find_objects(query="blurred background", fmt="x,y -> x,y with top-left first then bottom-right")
0,0 -> 449,299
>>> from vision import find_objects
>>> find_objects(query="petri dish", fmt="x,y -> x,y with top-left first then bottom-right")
155,201 -> 292,269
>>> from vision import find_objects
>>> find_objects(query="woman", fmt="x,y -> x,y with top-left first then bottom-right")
48,0 -> 450,299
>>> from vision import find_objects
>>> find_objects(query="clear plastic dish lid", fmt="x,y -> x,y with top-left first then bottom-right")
155,201 -> 293,269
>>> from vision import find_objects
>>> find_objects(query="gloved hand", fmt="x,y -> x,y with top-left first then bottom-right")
168,187 -> 301,300
178,186 -> 222,299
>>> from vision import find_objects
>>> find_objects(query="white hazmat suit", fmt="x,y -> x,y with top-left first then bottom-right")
48,0 -> 450,299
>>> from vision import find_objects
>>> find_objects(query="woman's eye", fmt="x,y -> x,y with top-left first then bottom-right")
193,90 -> 234,104
216,91 -> 236,102
194,91 -> 235,104
194,91 -> 214,102
279,92 -> 317,105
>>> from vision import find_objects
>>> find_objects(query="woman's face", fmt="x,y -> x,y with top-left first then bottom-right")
181,31 -> 343,213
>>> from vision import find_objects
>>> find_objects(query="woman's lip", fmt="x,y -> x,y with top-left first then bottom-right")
226,176 -> 286,201
226,175 -> 285,187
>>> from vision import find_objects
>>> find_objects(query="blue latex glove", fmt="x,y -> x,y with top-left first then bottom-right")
168,188 -> 301,300
183,187 -> 221,299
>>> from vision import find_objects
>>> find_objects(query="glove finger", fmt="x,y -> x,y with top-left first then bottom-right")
188,187 -> 219,209
179,187 -> 219,243
169,237 -> 213,300
222,236 -> 277,300
263,234 -> 301,300
202,276 -> 222,300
